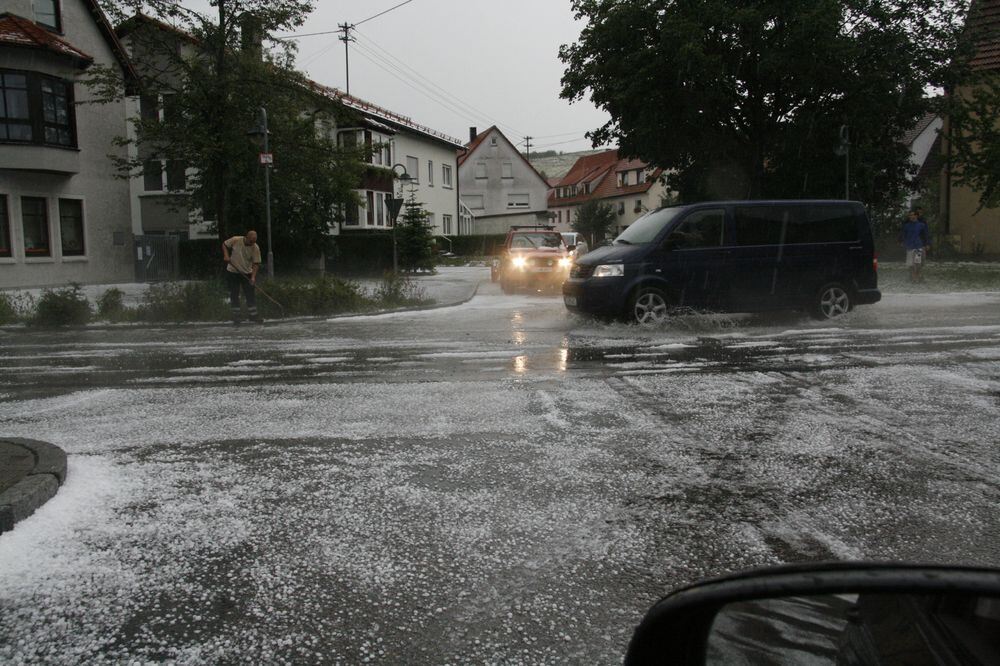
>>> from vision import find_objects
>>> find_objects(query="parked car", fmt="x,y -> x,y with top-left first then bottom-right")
493,226 -> 574,294
562,200 -> 881,324
560,232 -> 590,259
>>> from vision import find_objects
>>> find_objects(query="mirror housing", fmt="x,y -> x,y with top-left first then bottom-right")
625,562 -> 1000,665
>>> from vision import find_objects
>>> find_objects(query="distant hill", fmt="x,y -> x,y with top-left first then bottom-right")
526,149 -> 606,182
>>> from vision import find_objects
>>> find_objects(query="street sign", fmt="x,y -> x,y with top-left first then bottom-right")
259,153 -> 274,165
387,197 -> 404,223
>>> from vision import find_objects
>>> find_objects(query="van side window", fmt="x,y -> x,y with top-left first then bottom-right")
666,209 -> 725,249
734,206 -> 788,246
784,205 -> 860,243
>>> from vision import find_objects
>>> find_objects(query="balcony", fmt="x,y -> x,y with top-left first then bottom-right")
0,143 -> 80,174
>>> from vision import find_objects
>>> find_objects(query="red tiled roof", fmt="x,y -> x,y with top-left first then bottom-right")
0,13 -> 93,65
969,0 -> 1000,71
548,151 -> 663,207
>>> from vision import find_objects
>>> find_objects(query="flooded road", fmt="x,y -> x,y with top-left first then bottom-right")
2,279 -> 999,663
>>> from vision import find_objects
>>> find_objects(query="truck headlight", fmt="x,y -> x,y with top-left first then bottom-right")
593,264 -> 624,278
512,256 -> 527,269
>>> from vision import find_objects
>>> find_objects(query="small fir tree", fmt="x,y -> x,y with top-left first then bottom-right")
396,191 -> 436,273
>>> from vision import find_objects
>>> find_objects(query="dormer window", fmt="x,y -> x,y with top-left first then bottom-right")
33,0 -> 61,32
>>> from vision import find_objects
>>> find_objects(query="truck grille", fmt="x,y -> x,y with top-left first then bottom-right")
571,264 -> 594,279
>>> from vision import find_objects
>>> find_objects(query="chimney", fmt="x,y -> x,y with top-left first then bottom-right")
469,127 -> 478,144
240,12 -> 263,60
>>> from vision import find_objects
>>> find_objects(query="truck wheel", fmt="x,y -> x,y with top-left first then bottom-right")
628,287 -> 670,325
811,283 -> 852,320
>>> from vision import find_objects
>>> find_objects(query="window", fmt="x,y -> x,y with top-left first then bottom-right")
373,140 -> 383,166
507,193 -> 530,209
619,172 -> 629,187
442,214 -> 452,235
33,0 -> 60,31
0,71 -> 75,147
490,136 -> 498,146
502,161 -> 513,179
426,212 -> 435,230
734,206 -> 788,246
785,205 -> 860,244
376,192 -> 385,226
442,164 -> 453,188
634,199 -> 643,213
557,210 -> 562,224
1,73 -> 32,141
428,160 -> 434,186
21,197 -> 49,256
344,202 -> 359,226
474,161 -> 487,179
58,198 -> 84,256
406,156 -> 419,183
384,142 -> 392,166
464,195 -> 484,210
166,160 -> 186,191
0,195 -> 11,257
340,131 -> 357,148
143,159 -> 164,191
366,191 -> 375,225
618,201 -> 625,215
666,209 -> 725,250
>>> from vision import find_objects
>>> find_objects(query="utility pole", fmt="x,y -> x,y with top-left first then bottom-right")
338,23 -> 355,95
524,136 -> 533,161
835,125 -> 851,200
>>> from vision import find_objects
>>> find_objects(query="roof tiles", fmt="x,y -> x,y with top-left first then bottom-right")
0,13 -> 94,65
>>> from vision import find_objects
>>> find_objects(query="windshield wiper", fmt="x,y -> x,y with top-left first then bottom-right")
615,239 -> 633,245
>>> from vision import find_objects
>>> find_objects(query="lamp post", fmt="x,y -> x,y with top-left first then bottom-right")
247,107 -> 274,278
388,163 -> 413,274
834,125 -> 850,201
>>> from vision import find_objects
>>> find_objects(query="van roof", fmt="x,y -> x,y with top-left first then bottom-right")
666,199 -> 866,210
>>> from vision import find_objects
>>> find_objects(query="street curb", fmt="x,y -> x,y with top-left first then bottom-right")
325,280 -> 483,320
0,438 -> 67,535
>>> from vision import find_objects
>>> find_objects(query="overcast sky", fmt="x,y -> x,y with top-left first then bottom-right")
274,0 -> 611,153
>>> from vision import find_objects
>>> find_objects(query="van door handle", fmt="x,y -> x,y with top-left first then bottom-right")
849,245 -> 863,251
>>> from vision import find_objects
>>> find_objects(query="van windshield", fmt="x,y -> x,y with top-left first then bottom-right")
614,208 -> 682,245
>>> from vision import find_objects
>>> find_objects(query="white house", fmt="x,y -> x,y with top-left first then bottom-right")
314,87 -> 464,238
457,126 -> 551,234
0,0 -> 137,288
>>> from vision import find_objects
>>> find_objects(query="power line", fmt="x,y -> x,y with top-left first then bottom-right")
352,28 -> 526,140
355,0 -> 415,27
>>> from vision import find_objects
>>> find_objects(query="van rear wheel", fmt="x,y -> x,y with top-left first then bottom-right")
628,287 -> 670,325
812,283 -> 852,320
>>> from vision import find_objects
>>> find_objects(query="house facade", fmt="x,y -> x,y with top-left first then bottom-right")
0,0 -> 136,288
457,126 -> 550,235
317,88 -> 463,238
548,150 -> 667,236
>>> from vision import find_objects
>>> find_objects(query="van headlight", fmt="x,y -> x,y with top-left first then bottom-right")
593,264 -> 624,278
511,256 -> 527,269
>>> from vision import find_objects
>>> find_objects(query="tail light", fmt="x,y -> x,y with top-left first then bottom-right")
873,253 -> 879,272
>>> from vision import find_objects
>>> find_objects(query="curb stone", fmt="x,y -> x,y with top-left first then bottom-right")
0,438 -> 67,535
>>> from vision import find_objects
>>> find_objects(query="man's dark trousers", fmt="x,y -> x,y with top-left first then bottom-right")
227,271 -> 258,321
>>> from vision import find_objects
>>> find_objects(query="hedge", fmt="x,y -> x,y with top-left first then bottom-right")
436,235 -> 507,256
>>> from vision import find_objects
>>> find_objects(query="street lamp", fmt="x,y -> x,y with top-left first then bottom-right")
388,163 -> 413,274
247,107 -> 274,278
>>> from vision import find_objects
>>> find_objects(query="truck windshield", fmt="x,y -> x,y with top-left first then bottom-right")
614,208 -> 683,245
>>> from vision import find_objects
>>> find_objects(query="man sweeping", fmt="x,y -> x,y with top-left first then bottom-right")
222,230 -> 262,323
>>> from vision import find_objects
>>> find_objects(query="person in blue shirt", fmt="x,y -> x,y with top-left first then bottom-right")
899,210 -> 931,282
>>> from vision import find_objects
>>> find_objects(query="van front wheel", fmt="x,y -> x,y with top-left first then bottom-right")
628,287 -> 670,325
812,283 -> 852,320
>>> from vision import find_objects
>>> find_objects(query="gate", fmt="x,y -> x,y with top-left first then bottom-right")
134,235 -> 180,282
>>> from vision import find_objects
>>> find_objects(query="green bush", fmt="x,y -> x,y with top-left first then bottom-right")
138,282 -> 229,322
0,292 -> 19,325
96,288 -> 129,322
373,272 -> 430,308
31,285 -> 92,327
257,276 -> 367,318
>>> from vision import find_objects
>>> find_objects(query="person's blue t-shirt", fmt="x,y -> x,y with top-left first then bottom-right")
901,221 -> 929,250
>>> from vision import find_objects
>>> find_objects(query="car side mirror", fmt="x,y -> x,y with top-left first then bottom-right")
624,563 -> 1000,665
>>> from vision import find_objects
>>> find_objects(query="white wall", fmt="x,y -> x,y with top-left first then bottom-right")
391,132 -> 460,236
458,129 -> 549,224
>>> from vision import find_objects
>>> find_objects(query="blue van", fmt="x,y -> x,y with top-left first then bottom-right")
562,200 -> 881,323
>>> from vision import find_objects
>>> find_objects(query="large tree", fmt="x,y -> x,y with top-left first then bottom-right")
560,0 -> 968,213
88,0 -> 368,266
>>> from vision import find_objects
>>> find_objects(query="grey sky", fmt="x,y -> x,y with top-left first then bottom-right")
278,0 -> 611,153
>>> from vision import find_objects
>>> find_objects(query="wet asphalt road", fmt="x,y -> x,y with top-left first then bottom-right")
1,276 -> 1000,663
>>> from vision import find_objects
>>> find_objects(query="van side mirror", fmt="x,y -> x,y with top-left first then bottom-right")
624,563 -> 1000,665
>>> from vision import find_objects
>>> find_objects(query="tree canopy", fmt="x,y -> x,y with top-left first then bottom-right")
88,0 -> 368,265
560,0 -> 969,212
572,200 -> 617,247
